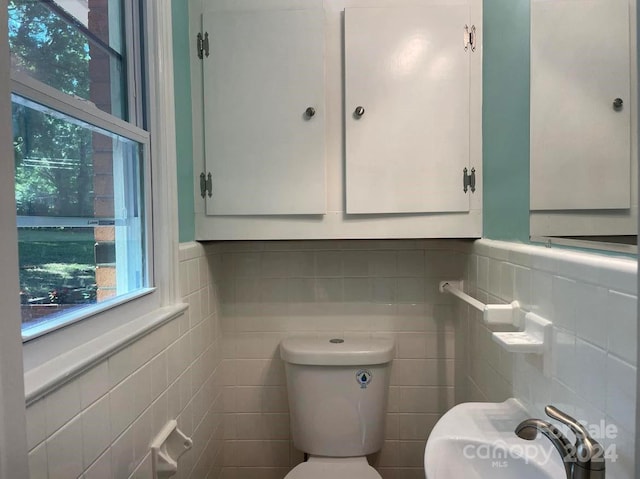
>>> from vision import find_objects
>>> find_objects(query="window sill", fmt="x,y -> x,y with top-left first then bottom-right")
24,302 -> 188,406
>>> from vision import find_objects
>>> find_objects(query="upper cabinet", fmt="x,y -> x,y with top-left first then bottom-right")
202,9 -> 326,215
530,0 -> 632,212
345,6 -> 472,215
193,0 -> 482,240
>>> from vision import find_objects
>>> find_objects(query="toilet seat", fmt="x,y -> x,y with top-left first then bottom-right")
284,456 -> 382,479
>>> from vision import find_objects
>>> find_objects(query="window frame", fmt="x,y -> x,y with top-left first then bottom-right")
10,0 -> 152,340
12,71 -> 156,342
4,0 -> 182,401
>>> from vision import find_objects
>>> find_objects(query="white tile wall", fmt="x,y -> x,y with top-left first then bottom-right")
26,242 -> 224,479
26,238 -> 637,479
217,240 -> 466,479
460,239 -> 637,479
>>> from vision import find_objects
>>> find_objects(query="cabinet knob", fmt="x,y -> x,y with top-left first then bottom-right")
305,107 -> 316,118
613,98 -> 624,111
354,106 -> 365,118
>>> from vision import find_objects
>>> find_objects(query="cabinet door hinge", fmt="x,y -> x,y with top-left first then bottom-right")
464,25 -> 476,52
463,167 -> 476,193
197,32 -> 210,59
200,172 -> 212,198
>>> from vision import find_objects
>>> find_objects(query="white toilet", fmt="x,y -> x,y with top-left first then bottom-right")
280,335 -> 395,478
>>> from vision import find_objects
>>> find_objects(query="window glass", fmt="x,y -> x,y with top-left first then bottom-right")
8,0 -> 127,119
13,95 -> 147,338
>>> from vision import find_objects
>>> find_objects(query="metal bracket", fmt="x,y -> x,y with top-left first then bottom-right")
197,32 -> 210,59
464,25 -> 476,52
463,167 -> 476,193
200,172 -> 212,198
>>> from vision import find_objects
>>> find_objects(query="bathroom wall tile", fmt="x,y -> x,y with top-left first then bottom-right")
499,262 -> 514,300
47,415 -> 83,479
108,345 -> 135,387
552,276 -> 577,332
188,259 -> 200,295
79,362 -> 110,409
288,251 -> 315,277
575,285 -> 608,349
575,339 -> 607,411
375,441 -> 399,467
129,453 -> 152,479
45,380 -> 81,436
476,256 -> 489,291
398,414 -> 439,440
392,359 -> 455,387
606,290 -> 637,365
396,278 -> 425,304
26,399 -> 46,451
110,425 -> 135,479
233,253 -> 261,278
552,329 -> 578,391
262,252 -> 290,278
513,265 -> 532,311
605,355 -> 636,427
398,387 -> 455,413
82,395 -> 111,468
28,442 -> 47,479
342,250 -> 370,277
29,241 -> 221,478
531,270 -> 553,319
386,413 -> 399,440
397,251 -> 425,277
343,278 -> 372,302
372,278 -> 397,303
315,278 -> 344,302
487,258 -> 501,298
315,251 -> 343,277
262,387 -> 289,413
399,440 -> 426,467
599,260 -> 637,295
260,278 -> 289,303
370,251 -> 397,277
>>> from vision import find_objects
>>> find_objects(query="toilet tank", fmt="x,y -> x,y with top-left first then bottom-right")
280,335 -> 394,457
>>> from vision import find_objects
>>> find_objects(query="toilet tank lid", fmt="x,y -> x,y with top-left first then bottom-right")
280,336 -> 395,366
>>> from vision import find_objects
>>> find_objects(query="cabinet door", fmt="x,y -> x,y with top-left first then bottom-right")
530,0 -> 631,211
345,6 -> 471,214
202,10 -> 325,215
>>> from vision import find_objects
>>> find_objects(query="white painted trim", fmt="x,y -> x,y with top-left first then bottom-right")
11,72 -> 149,143
21,288 -> 155,342
145,0 -> 180,302
0,0 -> 29,474
195,210 -> 482,240
21,0 -> 181,388
24,303 -> 187,406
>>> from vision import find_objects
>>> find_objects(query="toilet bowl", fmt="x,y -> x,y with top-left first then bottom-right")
284,456 -> 381,479
280,335 -> 395,479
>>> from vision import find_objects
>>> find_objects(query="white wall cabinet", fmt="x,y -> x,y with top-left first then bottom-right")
202,9 -> 326,215
345,6 -> 472,214
529,0 -> 637,238
193,0 -> 482,240
530,0 -> 631,212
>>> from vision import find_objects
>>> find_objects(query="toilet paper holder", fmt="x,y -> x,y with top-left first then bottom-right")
151,420 -> 193,478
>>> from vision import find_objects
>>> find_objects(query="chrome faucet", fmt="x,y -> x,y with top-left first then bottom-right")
515,405 -> 605,479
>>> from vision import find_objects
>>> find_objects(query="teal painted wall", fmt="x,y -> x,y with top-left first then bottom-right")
482,0 -> 530,242
172,0 -> 196,243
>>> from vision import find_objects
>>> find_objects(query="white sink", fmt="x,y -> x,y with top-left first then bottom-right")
425,399 -> 566,479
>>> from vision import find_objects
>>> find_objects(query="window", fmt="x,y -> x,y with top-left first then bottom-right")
8,0 -> 152,340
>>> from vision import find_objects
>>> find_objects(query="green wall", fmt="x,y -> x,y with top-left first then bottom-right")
172,0 -> 196,242
172,2 -> 532,243
482,0 -> 531,242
